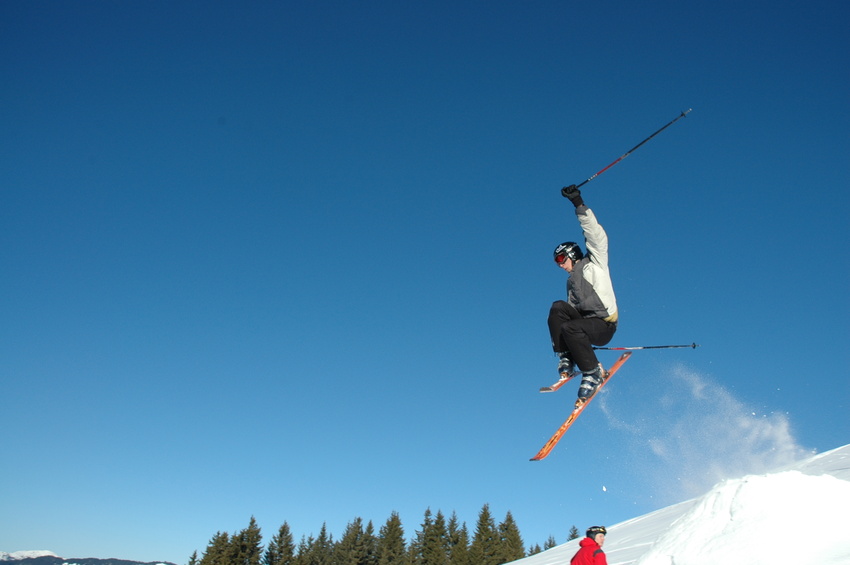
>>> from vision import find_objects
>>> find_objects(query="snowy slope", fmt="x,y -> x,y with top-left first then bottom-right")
0,554 -> 59,561
510,443 -> 850,565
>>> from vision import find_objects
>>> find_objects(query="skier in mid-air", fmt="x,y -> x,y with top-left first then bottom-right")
548,185 -> 618,408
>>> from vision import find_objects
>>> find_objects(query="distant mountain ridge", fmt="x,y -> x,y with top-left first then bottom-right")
0,554 -> 176,565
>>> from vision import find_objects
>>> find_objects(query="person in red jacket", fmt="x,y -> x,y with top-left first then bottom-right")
570,526 -> 607,565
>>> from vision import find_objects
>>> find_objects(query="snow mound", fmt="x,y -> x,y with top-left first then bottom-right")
635,470 -> 850,565
508,444 -> 850,565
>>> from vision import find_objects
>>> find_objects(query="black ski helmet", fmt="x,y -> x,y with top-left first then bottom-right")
553,241 -> 583,264
586,526 -> 607,538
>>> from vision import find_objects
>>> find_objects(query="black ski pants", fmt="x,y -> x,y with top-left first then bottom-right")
548,300 -> 617,372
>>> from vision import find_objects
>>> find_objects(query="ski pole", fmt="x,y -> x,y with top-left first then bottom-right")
593,343 -> 699,351
563,109 -> 692,197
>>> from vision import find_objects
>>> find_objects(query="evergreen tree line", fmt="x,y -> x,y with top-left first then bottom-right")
189,505 -> 582,565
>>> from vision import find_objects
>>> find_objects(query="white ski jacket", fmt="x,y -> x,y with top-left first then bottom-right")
567,205 -> 618,323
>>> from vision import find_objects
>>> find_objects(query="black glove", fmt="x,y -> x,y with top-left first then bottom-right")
561,184 -> 584,208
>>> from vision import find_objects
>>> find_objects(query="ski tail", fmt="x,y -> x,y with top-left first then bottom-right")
539,371 -> 579,393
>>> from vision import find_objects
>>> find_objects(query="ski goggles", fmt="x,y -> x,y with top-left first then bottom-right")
554,253 -> 568,265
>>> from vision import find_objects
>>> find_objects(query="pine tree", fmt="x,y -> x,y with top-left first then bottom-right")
264,537 -> 280,565
231,517 -> 263,565
188,551 -> 199,565
294,525 -> 333,565
468,504 -> 498,565
294,534 -> 314,565
421,510 -> 450,565
313,523 -> 334,565
363,520 -> 378,565
544,536 -> 557,550
265,522 -> 296,565
496,511 -> 525,563
336,517 -> 370,565
568,526 -> 580,541
408,508 -> 432,565
199,532 -> 231,565
527,545 -> 542,556
376,512 -> 408,565
446,512 -> 469,565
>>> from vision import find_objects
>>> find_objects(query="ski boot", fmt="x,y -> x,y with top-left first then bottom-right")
557,352 -> 575,380
575,363 -> 607,409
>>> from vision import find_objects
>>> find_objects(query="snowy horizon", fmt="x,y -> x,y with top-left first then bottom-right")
0,553 -> 59,562
0,554 -> 172,565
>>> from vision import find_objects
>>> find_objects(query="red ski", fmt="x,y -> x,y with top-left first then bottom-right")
539,371 -> 579,393
530,352 -> 632,461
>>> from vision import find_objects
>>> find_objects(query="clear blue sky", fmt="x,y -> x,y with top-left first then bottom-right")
2,1 -> 848,562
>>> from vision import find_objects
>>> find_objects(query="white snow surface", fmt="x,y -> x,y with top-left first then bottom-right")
510,443 -> 850,565
0,553 -> 59,561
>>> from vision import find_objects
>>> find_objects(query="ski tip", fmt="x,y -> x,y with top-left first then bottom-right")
539,387 -> 553,393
